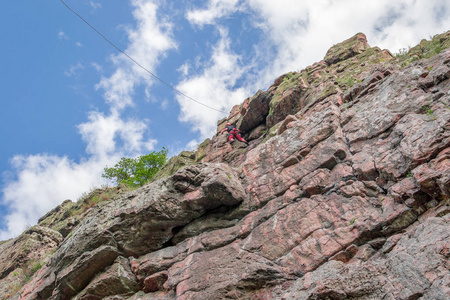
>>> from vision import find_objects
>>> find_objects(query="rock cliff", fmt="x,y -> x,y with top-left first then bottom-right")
1,31 -> 449,300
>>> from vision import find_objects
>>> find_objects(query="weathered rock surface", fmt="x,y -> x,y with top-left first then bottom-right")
1,31 -> 449,300
281,215 -> 450,300
0,226 -> 62,299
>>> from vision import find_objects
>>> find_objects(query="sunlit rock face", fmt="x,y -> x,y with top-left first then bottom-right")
2,31 -> 450,300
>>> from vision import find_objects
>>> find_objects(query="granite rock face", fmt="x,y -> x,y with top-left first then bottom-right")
1,32 -> 449,300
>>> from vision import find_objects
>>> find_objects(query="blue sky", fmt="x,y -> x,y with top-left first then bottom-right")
1,0 -> 449,240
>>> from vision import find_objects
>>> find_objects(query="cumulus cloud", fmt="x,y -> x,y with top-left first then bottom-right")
177,63 -> 190,76
0,154 -> 110,240
78,111 -> 156,157
64,62 -> 85,77
186,0 -> 241,26
175,27 -> 249,139
96,0 -> 177,110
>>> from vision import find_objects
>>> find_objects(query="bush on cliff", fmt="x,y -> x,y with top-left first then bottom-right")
102,148 -> 168,187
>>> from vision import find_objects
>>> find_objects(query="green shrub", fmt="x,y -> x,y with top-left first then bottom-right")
102,148 -> 168,187
30,262 -> 44,274
421,105 -> 434,117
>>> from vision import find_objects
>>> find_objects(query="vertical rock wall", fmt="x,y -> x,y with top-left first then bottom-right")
1,32 -> 449,300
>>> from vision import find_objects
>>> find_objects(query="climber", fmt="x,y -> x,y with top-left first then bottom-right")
220,123 -> 249,145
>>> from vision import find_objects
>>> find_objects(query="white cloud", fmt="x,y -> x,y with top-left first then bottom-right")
58,31 -> 69,40
96,69 -> 137,110
64,62 -> 85,77
186,139 -> 201,151
370,0 -> 450,51
186,0 -> 241,26
96,0 -> 177,111
77,111 -> 122,157
0,154 -> 111,240
177,63 -> 190,76
90,1 -> 102,11
176,27 -> 249,138
160,99 -> 169,110
91,62 -> 103,73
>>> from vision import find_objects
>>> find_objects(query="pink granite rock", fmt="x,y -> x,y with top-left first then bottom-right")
5,32 -> 450,300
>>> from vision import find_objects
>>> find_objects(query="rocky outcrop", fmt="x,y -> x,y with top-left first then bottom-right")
324,32 -> 370,65
0,226 -> 62,299
1,31 -> 449,300
18,163 -> 246,299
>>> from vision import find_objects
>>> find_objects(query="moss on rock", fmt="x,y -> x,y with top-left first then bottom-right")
153,150 -> 197,180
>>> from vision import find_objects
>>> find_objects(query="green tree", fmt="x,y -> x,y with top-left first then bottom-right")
102,148 -> 168,187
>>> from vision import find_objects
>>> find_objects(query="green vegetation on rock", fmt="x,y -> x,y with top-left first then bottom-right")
102,148 -> 168,187
37,186 -> 127,237
152,150 -> 198,181
395,31 -> 450,67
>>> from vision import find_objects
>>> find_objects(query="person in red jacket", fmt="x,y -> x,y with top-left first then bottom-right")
220,123 -> 248,145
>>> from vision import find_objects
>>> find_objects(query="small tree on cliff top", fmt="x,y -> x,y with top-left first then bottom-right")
102,148 -> 168,187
